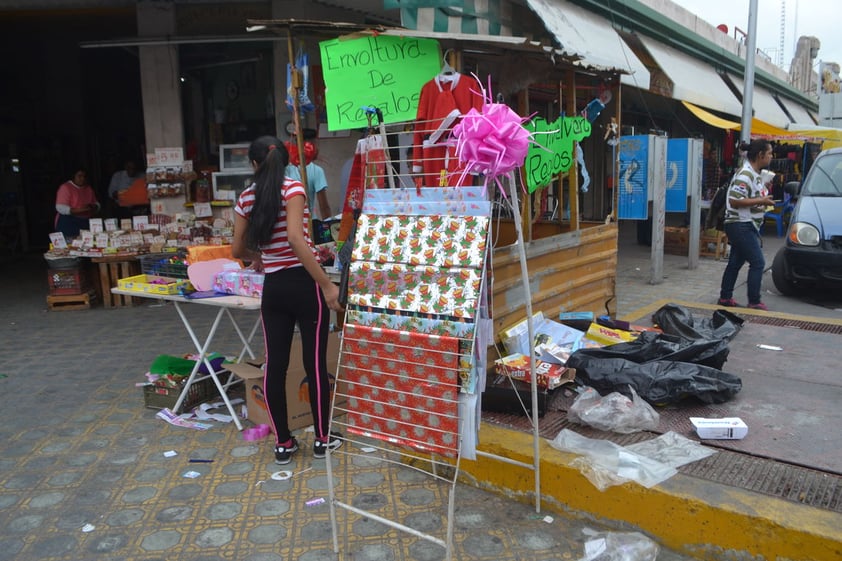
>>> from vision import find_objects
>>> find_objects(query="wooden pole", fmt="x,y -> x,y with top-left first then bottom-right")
516,89 -> 531,241
287,29 -> 313,239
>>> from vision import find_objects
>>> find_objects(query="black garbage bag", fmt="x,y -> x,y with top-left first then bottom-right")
652,303 -> 744,343
573,330 -> 731,370
566,304 -> 745,405
566,353 -> 742,406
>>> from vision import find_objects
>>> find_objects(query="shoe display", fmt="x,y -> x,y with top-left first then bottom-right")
717,298 -> 740,307
313,432 -> 343,459
274,438 -> 299,465
747,302 -> 769,311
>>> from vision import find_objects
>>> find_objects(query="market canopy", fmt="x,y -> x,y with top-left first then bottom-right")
638,35 -> 743,116
525,0 -> 650,81
681,101 -> 822,140
725,74 -> 792,129
786,125 -> 842,150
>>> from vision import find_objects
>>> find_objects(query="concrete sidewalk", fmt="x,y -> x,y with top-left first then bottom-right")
0,251 -> 698,561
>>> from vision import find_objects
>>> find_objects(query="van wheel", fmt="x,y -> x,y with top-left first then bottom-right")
771,249 -> 797,296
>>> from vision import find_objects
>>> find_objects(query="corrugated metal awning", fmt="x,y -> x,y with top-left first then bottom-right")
524,0 -> 650,83
636,35 -> 742,116
779,98 -> 817,127
248,18 -> 616,75
726,73 -> 792,129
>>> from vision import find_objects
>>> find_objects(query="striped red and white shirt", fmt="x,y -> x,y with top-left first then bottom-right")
235,177 -> 316,274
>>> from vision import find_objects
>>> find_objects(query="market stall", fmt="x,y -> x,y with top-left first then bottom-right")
44,18 -> 627,557
240,19 -> 626,558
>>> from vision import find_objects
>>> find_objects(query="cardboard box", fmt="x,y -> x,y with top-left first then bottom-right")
213,269 -> 265,298
226,331 -> 343,432
558,311 -> 594,332
494,353 -> 575,390
584,322 -> 638,346
690,417 -> 748,440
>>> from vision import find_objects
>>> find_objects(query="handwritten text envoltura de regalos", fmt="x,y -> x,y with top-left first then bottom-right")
319,35 -> 442,130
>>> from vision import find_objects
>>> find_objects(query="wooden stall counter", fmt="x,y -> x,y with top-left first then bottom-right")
91,255 -> 140,308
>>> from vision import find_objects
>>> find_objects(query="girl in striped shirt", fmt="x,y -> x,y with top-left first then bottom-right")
233,136 -> 343,465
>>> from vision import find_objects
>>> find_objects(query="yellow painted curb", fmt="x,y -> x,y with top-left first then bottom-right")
620,298 -> 842,327
460,423 -> 842,561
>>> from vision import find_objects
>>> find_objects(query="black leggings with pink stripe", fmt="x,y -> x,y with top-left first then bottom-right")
260,266 -> 332,445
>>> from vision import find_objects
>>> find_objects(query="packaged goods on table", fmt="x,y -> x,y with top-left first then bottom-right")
213,269 -> 264,298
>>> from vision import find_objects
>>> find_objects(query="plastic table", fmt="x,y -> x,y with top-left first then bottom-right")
112,288 -> 262,430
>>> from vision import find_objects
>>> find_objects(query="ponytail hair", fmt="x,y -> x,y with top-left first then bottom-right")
740,139 -> 771,163
245,135 -> 289,250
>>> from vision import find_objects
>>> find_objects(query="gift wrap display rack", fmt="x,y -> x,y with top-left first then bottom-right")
325,186 -> 495,560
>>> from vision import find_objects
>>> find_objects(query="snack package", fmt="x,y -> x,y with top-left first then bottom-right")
495,353 -> 575,390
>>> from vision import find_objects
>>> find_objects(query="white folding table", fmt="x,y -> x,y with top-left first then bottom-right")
112,288 -> 262,430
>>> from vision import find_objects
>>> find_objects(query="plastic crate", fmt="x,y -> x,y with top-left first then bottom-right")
139,252 -> 189,279
45,256 -> 81,270
143,376 -> 217,410
47,267 -> 89,296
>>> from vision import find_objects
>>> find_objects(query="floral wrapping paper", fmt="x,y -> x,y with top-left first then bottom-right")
363,201 -> 491,217
338,188 -> 491,454
362,186 -> 490,217
351,214 -> 488,269
340,324 -> 461,457
346,261 -> 482,318
344,309 -> 474,338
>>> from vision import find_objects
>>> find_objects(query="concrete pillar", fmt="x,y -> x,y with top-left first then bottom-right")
137,0 -> 184,152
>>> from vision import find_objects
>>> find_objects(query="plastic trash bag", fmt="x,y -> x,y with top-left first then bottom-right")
652,303 -> 743,344
574,303 -> 743,371
578,529 -> 660,561
549,429 -> 677,490
571,329 -> 730,371
566,303 -> 746,406
567,386 -> 659,433
625,431 -> 716,469
565,353 -> 742,406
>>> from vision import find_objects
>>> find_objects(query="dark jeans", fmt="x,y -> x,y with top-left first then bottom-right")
720,221 -> 765,305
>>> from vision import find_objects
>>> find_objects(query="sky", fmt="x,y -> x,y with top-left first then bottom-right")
670,0 -> 840,71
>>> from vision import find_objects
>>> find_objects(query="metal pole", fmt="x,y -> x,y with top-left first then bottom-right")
741,0 -> 760,143
506,174 -> 541,514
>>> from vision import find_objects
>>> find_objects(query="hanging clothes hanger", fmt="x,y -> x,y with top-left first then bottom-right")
439,49 -> 457,82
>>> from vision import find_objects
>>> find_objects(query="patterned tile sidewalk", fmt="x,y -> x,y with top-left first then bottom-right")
0,250 -> 699,561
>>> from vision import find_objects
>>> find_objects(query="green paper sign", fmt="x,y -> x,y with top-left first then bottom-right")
319,35 -> 442,131
524,116 -> 592,193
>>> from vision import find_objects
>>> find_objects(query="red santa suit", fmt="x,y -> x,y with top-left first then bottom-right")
412,74 -> 483,187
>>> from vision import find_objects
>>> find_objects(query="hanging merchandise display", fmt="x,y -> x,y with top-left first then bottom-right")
326,184 -> 494,560
341,324 -> 462,457
329,185 -> 493,458
286,42 -> 315,113
451,75 -> 533,194
412,66 -> 484,187
335,110 -> 388,246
